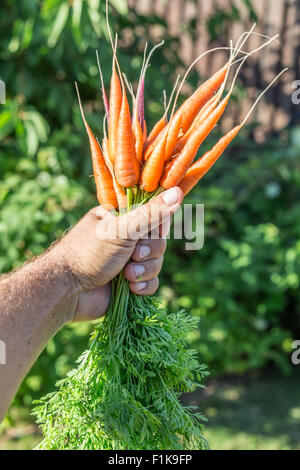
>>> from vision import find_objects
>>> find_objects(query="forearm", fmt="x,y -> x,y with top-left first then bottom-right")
0,249 -> 77,420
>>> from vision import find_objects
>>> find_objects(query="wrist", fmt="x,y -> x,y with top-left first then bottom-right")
41,245 -> 81,325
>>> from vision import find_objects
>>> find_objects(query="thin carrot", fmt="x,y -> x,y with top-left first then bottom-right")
160,93 -> 230,188
102,134 -> 111,161
177,65 -> 229,133
108,56 -> 122,164
114,82 -> 140,187
113,177 -> 128,208
102,134 -> 127,208
140,133 -> 167,192
164,111 -> 183,160
132,112 -> 144,161
131,41 -> 164,158
75,83 -> 118,209
179,125 -> 241,195
105,31 -> 140,188
141,109 -> 184,192
172,91 -> 221,156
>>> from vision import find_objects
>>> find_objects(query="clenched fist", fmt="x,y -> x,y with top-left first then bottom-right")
55,187 -> 183,322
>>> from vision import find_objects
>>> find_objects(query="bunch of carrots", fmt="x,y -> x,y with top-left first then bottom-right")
76,24 -> 285,213
34,5 -> 286,450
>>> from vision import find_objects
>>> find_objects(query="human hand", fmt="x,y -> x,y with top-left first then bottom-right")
55,187 -> 183,322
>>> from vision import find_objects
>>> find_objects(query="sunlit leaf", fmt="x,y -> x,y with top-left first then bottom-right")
72,0 -> 83,28
110,0 -> 128,15
48,2 -> 70,47
0,110 -> 15,140
26,111 -> 49,143
24,120 -> 39,156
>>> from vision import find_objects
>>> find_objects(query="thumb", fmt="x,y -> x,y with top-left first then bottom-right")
121,187 -> 183,241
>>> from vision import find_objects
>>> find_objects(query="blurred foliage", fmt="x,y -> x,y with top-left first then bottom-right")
0,0 -> 299,428
185,370 -> 300,450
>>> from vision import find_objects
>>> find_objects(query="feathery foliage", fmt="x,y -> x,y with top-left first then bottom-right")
33,274 -> 208,450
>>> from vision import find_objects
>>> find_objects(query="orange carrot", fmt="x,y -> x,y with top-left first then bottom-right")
162,71 -> 226,162
75,83 -> 118,209
113,178 -> 128,208
114,84 -> 140,187
164,111 -> 183,160
172,92 -> 221,156
160,94 -> 230,189
177,65 -> 228,134
140,134 -> 167,192
179,125 -> 241,195
141,111 -> 183,192
102,134 -> 110,163
132,112 -> 144,161
108,60 -> 122,163
102,135 -> 127,208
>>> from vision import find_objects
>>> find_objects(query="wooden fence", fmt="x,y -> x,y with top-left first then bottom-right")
128,0 -> 300,139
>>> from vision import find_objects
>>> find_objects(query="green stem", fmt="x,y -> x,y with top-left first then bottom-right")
127,187 -> 133,212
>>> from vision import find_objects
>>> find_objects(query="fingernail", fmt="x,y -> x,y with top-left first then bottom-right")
162,187 -> 180,206
139,244 -> 151,259
134,264 -> 145,279
135,281 -> 147,291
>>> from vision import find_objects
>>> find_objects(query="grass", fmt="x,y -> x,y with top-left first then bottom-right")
1,369 -> 300,450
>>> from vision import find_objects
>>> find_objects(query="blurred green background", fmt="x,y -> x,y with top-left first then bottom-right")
0,0 -> 300,450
